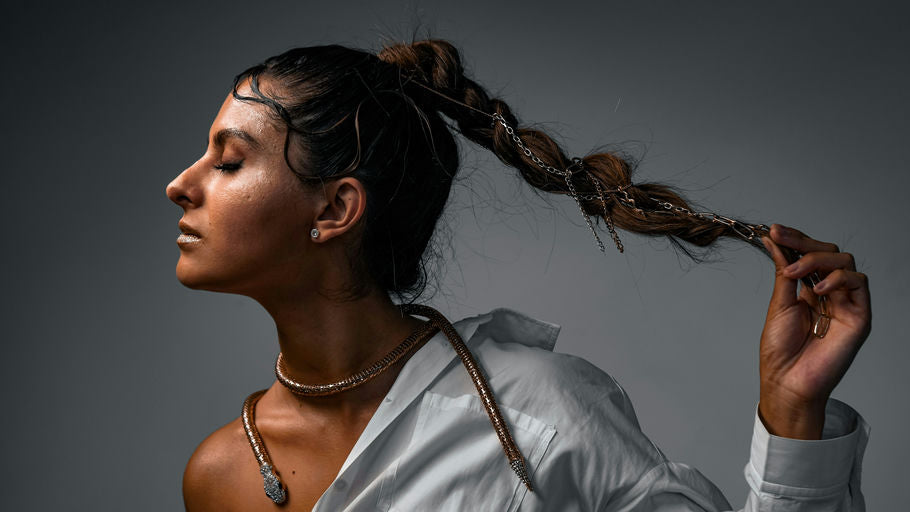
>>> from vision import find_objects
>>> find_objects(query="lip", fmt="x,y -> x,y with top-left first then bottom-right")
177,233 -> 202,245
178,220 -> 202,238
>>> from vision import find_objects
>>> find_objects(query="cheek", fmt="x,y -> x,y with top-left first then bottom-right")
210,182 -> 309,256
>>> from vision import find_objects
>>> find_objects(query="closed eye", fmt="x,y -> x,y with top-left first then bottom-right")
214,160 -> 243,173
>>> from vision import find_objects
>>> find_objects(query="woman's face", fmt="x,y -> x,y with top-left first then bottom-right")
165,80 -> 318,295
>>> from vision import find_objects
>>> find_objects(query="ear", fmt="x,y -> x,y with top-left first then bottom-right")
311,177 -> 367,242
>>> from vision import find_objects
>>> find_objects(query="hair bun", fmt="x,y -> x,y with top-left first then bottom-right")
377,40 -> 464,109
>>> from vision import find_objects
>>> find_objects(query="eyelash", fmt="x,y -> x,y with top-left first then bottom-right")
214,160 -> 243,174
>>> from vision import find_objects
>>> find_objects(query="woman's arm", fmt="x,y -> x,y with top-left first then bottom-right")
607,223 -> 872,511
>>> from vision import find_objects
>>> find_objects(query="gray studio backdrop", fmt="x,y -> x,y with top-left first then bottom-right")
2,1 -> 906,510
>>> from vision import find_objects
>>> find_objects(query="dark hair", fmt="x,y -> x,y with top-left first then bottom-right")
231,39 -> 768,303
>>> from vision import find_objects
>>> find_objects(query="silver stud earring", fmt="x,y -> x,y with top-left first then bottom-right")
310,228 -> 320,239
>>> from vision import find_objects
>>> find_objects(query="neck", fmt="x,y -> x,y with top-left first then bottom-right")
255,287 -> 427,413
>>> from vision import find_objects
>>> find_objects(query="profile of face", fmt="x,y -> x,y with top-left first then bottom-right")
165,79 -> 321,297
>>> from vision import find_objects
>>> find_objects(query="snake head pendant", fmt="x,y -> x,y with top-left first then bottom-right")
260,464 -> 287,504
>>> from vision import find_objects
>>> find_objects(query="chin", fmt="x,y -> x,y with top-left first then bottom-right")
174,258 -> 260,296
175,259 -> 223,291
175,267 -> 210,290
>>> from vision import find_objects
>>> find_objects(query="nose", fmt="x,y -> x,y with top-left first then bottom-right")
166,160 -> 203,207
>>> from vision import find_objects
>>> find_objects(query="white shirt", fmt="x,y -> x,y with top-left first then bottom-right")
309,307 -> 870,511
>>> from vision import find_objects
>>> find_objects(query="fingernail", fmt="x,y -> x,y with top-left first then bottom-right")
814,281 -> 827,292
784,262 -> 799,274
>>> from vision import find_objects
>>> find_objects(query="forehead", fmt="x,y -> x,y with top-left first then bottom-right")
209,79 -> 284,152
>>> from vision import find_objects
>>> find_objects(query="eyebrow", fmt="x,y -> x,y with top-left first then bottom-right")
205,128 -> 264,152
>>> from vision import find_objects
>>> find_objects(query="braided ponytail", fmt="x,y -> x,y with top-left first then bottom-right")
378,39 -> 771,261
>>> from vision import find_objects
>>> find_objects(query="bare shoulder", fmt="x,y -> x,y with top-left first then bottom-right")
183,416 -> 252,511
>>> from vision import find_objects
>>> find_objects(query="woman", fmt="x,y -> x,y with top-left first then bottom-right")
167,39 -> 871,511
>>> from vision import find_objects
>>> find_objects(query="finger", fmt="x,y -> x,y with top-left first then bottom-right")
814,269 -> 870,301
761,235 -> 798,309
813,270 -> 872,326
782,251 -> 857,279
770,224 -> 840,255
797,280 -> 821,310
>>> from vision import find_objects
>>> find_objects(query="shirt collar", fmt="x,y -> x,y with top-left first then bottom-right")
336,307 -> 561,475
472,307 -> 562,352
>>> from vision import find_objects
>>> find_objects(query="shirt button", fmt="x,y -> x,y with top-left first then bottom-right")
333,479 -> 348,491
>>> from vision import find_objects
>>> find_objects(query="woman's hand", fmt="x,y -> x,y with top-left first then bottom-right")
757,224 -> 871,439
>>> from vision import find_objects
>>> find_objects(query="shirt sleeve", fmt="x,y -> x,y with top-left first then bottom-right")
605,397 -> 870,512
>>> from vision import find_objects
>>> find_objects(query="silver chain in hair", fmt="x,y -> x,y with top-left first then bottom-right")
491,113 -> 623,253
411,82 -> 772,247
491,112 -> 773,253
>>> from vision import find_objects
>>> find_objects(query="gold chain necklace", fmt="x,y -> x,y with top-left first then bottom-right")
274,318 -> 440,396
241,303 -> 533,505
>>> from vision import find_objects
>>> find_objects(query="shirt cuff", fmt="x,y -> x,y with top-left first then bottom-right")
743,398 -> 870,499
